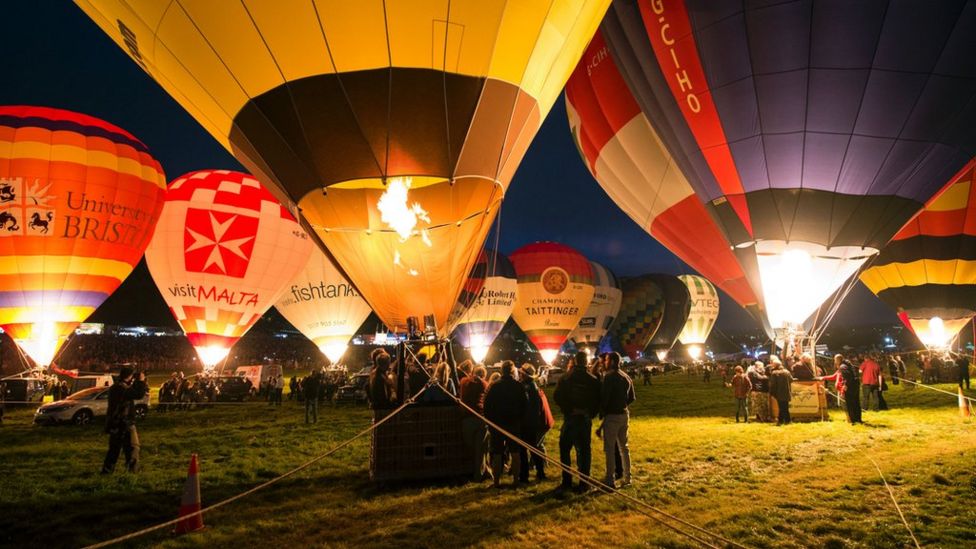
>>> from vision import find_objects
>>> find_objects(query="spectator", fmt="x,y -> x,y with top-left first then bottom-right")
768,360 -> 793,426
518,364 -> 552,483
368,353 -> 397,413
860,355 -> 882,412
747,361 -> 770,422
484,361 -> 527,488
730,365 -> 752,423
958,354 -> 971,390
554,351 -> 601,494
819,354 -> 862,424
304,370 -> 321,424
101,367 -> 148,474
599,352 -> 634,488
460,365 -> 490,482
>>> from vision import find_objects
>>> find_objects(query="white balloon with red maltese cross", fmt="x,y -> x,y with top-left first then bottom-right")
145,170 -> 313,368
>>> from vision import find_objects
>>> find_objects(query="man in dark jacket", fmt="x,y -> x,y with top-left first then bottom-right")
101,367 -> 148,474
768,359 -> 793,426
304,370 -> 321,424
483,360 -> 527,487
460,365 -> 490,481
553,351 -> 601,493
826,354 -> 862,424
600,352 -> 635,488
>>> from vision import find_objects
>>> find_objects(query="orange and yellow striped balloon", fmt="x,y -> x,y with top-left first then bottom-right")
0,105 -> 166,366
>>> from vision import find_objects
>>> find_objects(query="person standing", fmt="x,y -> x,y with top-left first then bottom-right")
600,352 -> 635,488
746,361 -> 770,422
730,365 -> 752,423
303,370 -> 321,424
768,360 -> 793,426
368,353 -> 397,414
554,351 -> 601,494
460,365 -> 490,482
0,380 -> 6,425
101,367 -> 148,474
483,361 -> 527,488
958,354 -> 971,390
859,355 -> 881,412
518,364 -> 552,483
820,354 -> 862,424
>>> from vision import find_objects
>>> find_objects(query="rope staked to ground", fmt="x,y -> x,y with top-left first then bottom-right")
895,377 -> 976,403
82,385 -> 430,549
438,380 -> 745,549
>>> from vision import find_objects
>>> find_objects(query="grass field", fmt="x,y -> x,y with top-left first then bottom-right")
0,373 -> 973,548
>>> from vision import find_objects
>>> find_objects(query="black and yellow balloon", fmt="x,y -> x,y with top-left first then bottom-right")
75,0 -> 608,333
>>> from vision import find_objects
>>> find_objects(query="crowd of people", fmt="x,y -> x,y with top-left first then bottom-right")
364,348 -> 636,491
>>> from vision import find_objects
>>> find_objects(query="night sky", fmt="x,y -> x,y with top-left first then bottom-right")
1,2 -> 898,335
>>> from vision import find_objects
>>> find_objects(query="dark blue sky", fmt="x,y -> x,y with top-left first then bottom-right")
0,2 -> 897,332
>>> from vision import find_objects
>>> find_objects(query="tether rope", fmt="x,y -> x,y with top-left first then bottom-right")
894,377 -> 975,403
437,379 -> 745,549
81,385 -> 429,549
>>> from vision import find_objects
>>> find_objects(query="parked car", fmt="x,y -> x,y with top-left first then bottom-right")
2,377 -> 47,406
539,366 -> 565,387
33,386 -> 149,426
215,375 -> 254,402
334,369 -> 369,405
68,374 -> 114,395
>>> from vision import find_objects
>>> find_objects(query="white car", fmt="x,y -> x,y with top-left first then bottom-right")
34,386 -> 150,426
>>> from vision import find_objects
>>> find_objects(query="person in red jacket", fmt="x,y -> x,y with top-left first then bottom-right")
460,364 -> 490,482
859,355 -> 882,412
730,365 -> 752,423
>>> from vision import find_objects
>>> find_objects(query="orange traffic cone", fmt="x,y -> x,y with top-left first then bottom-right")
174,454 -> 205,534
959,388 -> 971,418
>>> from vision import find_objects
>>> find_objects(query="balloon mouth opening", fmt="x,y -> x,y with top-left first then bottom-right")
469,345 -> 490,364
918,317 -> 951,349
687,345 -> 703,360
539,349 -> 559,365
319,342 -> 349,364
14,320 -> 60,367
196,345 -> 230,370
655,349 -> 669,362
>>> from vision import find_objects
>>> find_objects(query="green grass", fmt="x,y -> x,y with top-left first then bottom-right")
0,374 -> 973,548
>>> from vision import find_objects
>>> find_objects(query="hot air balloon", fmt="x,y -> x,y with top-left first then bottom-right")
0,106 -> 165,367
644,274 -> 691,362
861,160 -> 976,349
448,249 -> 517,364
510,242 -> 594,364
609,275 -> 665,360
565,30 -> 760,319
600,0 -> 976,340
145,170 -> 313,369
569,261 -> 622,349
75,1 -> 610,338
677,275 -> 720,360
275,247 -> 373,364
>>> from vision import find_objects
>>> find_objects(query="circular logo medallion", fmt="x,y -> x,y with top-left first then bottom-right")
541,267 -> 569,295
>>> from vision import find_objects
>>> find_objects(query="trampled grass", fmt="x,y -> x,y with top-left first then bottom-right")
0,374 -> 973,548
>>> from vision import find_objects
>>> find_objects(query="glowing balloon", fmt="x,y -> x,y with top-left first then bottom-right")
275,247 -> 372,364
511,242 -> 594,364
145,170 -> 312,368
449,249 -> 517,364
0,106 -> 165,366
610,275 -> 665,360
570,261 -> 622,347
601,0 -> 976,336
76,0 -> 610,336
677,275 -> 720,359
861,160 -> 976,349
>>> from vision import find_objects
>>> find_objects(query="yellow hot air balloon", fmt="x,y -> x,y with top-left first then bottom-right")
275,247 -> 373,364
677,275 -> 720,360
75,0 -> 609,335
0,106 -> 165,367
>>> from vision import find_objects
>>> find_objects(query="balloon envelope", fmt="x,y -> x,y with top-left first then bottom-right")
449,249 -> 517,362
145,170 -> 312,368
645,274 -> 691,357
566,30 -> 760,318
610,275 -> 665,360
0,106 -> 165,366
76,0 -> 610,336
677,275 -> 720,357
275,247 -> 373,363
601,0 -> 976,335
861,160 -> 976,348
570,261 -> 622,346
511,242 -> 594,364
